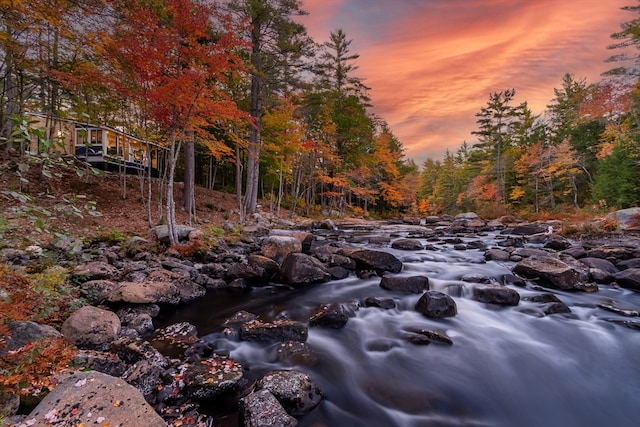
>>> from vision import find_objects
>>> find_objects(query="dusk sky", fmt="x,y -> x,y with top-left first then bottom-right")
299,0 -> 632,164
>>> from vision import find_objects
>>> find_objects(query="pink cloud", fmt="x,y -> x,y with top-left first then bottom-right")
301,0 -> 631,163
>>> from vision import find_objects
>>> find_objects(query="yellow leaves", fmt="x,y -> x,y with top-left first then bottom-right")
510,185 -> 526,202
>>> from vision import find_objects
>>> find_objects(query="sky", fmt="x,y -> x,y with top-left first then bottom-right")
299,0 -> 632,164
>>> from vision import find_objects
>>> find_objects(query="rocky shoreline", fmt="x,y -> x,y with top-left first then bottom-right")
2,212 -> 640,426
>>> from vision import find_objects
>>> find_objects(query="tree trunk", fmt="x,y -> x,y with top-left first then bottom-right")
182,137 -> 195,219
235,142 -> 245,223
245,22 -> 263,215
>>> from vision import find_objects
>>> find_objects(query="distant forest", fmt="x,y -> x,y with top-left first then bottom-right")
2,0 -> 640,224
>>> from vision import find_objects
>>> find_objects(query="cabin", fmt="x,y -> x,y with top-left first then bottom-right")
27,113 -> 168,176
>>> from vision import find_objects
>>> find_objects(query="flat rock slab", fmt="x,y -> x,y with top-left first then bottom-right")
23,371 -> 166,427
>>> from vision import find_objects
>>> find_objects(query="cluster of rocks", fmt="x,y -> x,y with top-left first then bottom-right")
2,211 -> 640,425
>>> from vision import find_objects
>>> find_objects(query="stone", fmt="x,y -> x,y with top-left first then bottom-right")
391,238 -> 424,250
348,249 -> 403,275
79,279 -> 119,304
110,337 -> 170,368
262,236 -> 303,264
151,322 -> 199,358
256,370 -> 323,416
61,306 -> 121,351
70,261 -> 119,283
107,281 -> 181,305
0,392 -> 20,419
379,275 -> 429,293
145,269 -> 206,303
273,341 -> 319,366
513,256 -> 584,290
309,303 -> 350,328
239,320 -> 308,342
281,253 -> 331,287
150,224 -> 196,243
122,360 -> 163,404
403,327 -> 453,345
508,224 -> 548,235
2,321 -> 60,354
615,268 -> 640,291
415,291 -> 457,318
248,254 -> 281,282
184,356 -> 243,401
472,285 -> 520,306
240,390 -> 298,427
23,371 -> 166,427
72,350 -> 127,377
364,296 -> 396,309
484,248 -> 511,262
607,207 -> 640,230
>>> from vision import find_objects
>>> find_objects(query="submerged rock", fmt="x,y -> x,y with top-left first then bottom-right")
239,320 -> 309,342
379,275 -> 430,293
472,285 -> 520,306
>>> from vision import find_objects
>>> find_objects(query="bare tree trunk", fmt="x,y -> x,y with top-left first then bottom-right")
182,136 -> 195,222
235,142 -> 245,223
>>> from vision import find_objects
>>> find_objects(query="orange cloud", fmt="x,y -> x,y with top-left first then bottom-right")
301,0 -> 631,163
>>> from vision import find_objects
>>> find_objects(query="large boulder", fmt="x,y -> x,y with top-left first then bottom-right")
512,256 -> 585,291
615,268 -> 640,291
415,291 -> 457,318
240,390 -> 298,427
23,371 -> 166,427
348,249 -> 403,275
379,275 -> 429,293
256,370 -> 323,416
145,269 -> 206,303
150,224 -> 196,243
107,281 -> 181,305
608,207 -> 640,230
61,306 -> 121,351
262,236 -> 303,264
184,356 -> 244,401
281,253 -> 331,287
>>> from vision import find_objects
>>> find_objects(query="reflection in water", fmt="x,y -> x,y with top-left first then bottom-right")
160,229 -> 640,427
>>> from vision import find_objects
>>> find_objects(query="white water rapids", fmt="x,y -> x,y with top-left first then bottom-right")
162,226 -> 640,427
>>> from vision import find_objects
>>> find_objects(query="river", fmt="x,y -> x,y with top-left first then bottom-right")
160,224 -> 640,427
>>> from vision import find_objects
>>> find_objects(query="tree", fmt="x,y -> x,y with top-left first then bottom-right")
226,0 -> 312,215
471,89 -> 526,209
102,0 -> 247,244
605,2 -> 640,77
546,73 -> 589,144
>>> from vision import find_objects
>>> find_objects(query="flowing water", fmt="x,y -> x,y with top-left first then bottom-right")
161,225 -> 640,427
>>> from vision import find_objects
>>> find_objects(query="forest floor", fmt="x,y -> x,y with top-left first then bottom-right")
0,155 -> 296,247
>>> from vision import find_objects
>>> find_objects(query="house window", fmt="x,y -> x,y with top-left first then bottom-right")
75,128 -> 104,155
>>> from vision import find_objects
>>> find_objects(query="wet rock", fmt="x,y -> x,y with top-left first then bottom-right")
70,261 -> 119,283
544,235 -> 572,251
61,306 -> 121,351
151,322 -> 199,358
484,248 -> 511,262
391,238 -> 424,250
512,248 -> 554,258
598,300 -> 640,317
523,293 -> 563,304
512,256 -> 585,290
587,246 -> 636,263
615,268 -> 640,291
379,275 -> 429,293
184,356 -> 243,401
348,249 -> 403,275
256,370 -> 323,416
328,265 -> 350,280
111,337 -> 170,368
540,302 -> 572,315
23,371 -> 166,427
472,285 -> 520,306
240,389 -> 298,427
309,303 -> 350,328
364,296 -> 396,309
618,258 -> 640,270
239,320 -> 308,342
507,223 -> 548,235
223,310 -> 258,326
273,341 -> 319,366
460,273 -> 496,284
72,350 -> 127,377
262,236 -> 303,264
2,321 -> 60,354
404,327 -> 453,345
415,291 -> 457,318
561,246 -> 587,259
281,253 -> 331,287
